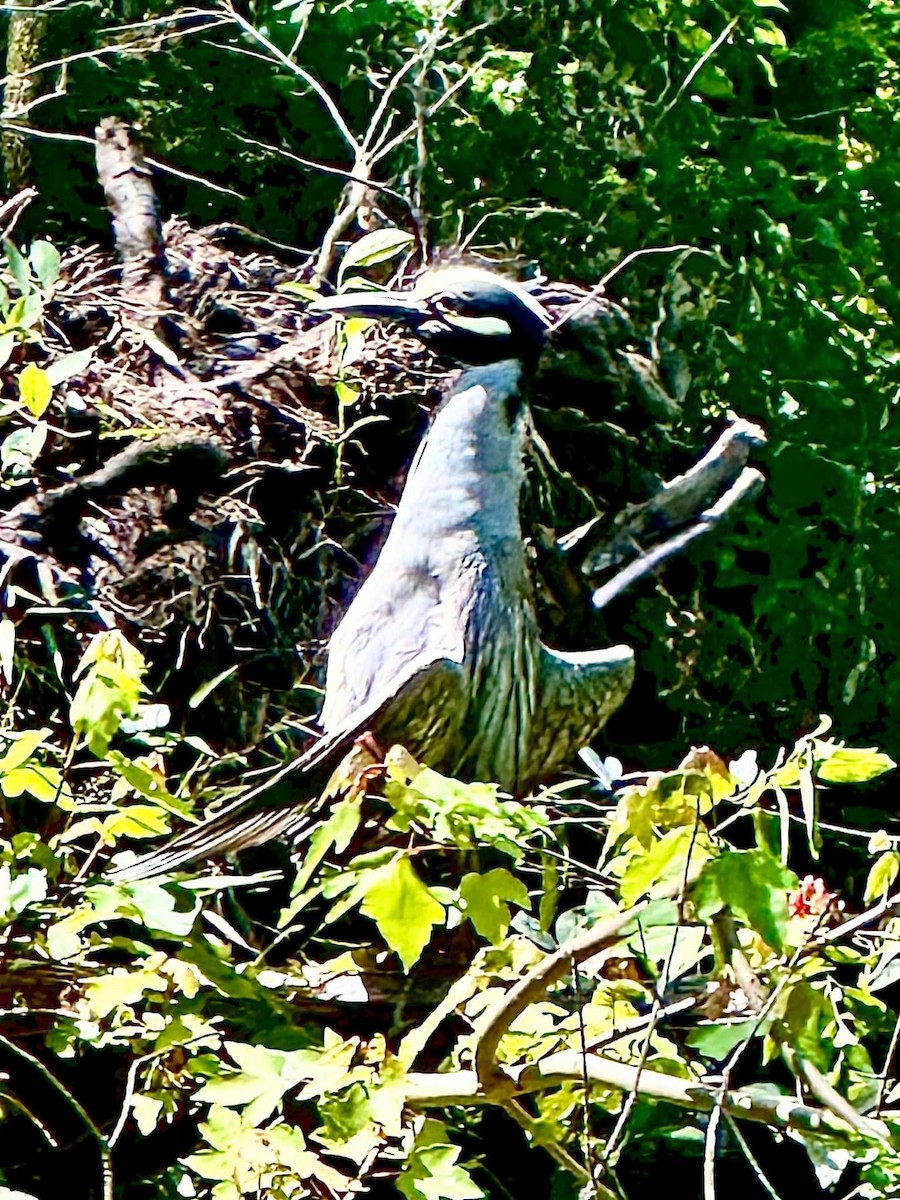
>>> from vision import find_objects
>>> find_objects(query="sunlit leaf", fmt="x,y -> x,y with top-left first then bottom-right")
360,852 -> 445,969
337,229 -> 414,287
865,851 -> 900,904
620,825 -> 712,906
694,851 -> 797,952
459,868 -> 529,944
45,346 -> 93,386
29,240 -> 61,290
18,363 -> 52,417
814,744 -> 896,784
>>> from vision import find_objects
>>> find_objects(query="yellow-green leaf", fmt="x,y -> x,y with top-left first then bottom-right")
360,853 -> 445,970
815,744 -> 896,784
337,229 -> 414,287
29,240 -> 61,290
620,825 -> 712,906
18,363 -> 52,417
459,868 -> 529,944
865,851 -> 900,905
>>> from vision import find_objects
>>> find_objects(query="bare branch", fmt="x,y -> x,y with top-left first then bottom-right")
405,1052 -> 890,1145
658,17 -> 741,118
474,901 -> 650,1093
0,12 -> 231,89
228,130 -> 411,213
222,1 -> 360,155
591,467 -> 764,609
550,244 -> 698,334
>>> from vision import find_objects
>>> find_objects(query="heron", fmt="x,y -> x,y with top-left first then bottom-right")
113,265 -> 634,880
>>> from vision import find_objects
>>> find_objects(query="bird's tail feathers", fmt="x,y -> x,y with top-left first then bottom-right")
108,801 -> 311,882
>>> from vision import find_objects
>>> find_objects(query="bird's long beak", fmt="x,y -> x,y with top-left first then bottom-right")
310,291 -> 429,323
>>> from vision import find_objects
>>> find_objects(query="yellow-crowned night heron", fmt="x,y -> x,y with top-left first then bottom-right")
115,266 -> 634,879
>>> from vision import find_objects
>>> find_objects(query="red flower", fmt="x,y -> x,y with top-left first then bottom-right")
789,875 -> 833,918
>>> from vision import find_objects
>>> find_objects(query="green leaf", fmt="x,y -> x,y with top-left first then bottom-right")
359,852 -> 445,969
130,1092 -> 164,1137
337,229 -> 415,287
753,20 -> 788,49
101,804 -> 173,840
0,864 -> 47,921
693,851 -> 798,951
83,965 -> 168,1018
814,744 -> 896,784
29,241 -> 61,290
865,851 -> 900,904
0,422 -> 47,477
0,727 -> 51,773
1,764 -> 71,807
291,793 -> 362,894
459,868 -> 529,944
398,1122 -> 483,1200
44,347 -> 93,386
107,750 -> 193,819
18,363 -> 52,417
620,825 -> 712,906
278,280 -> 322,301
335,379 -> 360,406
4,240 -> 31,293
3,292 -> 42,332
70,631 -> 148,755
189,664 -> 240,709
775,980 -> 833,1071
194,1043 -> 315,1125
687,1019 -> 760,1061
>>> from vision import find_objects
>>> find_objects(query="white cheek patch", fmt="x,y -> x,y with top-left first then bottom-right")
443,314 -> 513,338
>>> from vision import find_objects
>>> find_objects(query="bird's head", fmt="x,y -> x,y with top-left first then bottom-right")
312,265 -> 552,366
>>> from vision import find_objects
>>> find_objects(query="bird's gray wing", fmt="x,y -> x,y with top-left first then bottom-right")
109,653 -> 468,881
523,643 -> 635,787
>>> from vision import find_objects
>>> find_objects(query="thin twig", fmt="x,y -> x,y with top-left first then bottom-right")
473,902 -> 650,1093
0,13 -> 230,89
723,1115 -> 784,1200
371,53 -> 490,165
874,1010 -> 900,1115
223,1 -> 359,154
499,1098 -> 595,1189
1,122 -> 244,198
602,810 -> 703,1164
659,17 -> 741,118
228,130 -> 412,212
550,244 -> 698,333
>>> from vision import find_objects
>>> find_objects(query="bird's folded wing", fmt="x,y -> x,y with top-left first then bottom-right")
108,654 -> 468,881
526,643 -> 635,782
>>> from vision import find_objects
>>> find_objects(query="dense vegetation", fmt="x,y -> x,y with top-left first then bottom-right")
0,2 -> 898,1198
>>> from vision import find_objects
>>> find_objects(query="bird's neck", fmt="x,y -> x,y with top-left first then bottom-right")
387,359 -> 528,551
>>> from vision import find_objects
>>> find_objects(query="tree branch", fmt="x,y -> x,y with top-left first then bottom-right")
473,902 -> 650,1093
571,419 -> 766,610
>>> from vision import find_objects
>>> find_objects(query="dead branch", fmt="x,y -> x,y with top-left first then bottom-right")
474,901 -> 650,1094
95,117 -> 166,311
0,435 -> 229,561
570,418 -> 766,610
